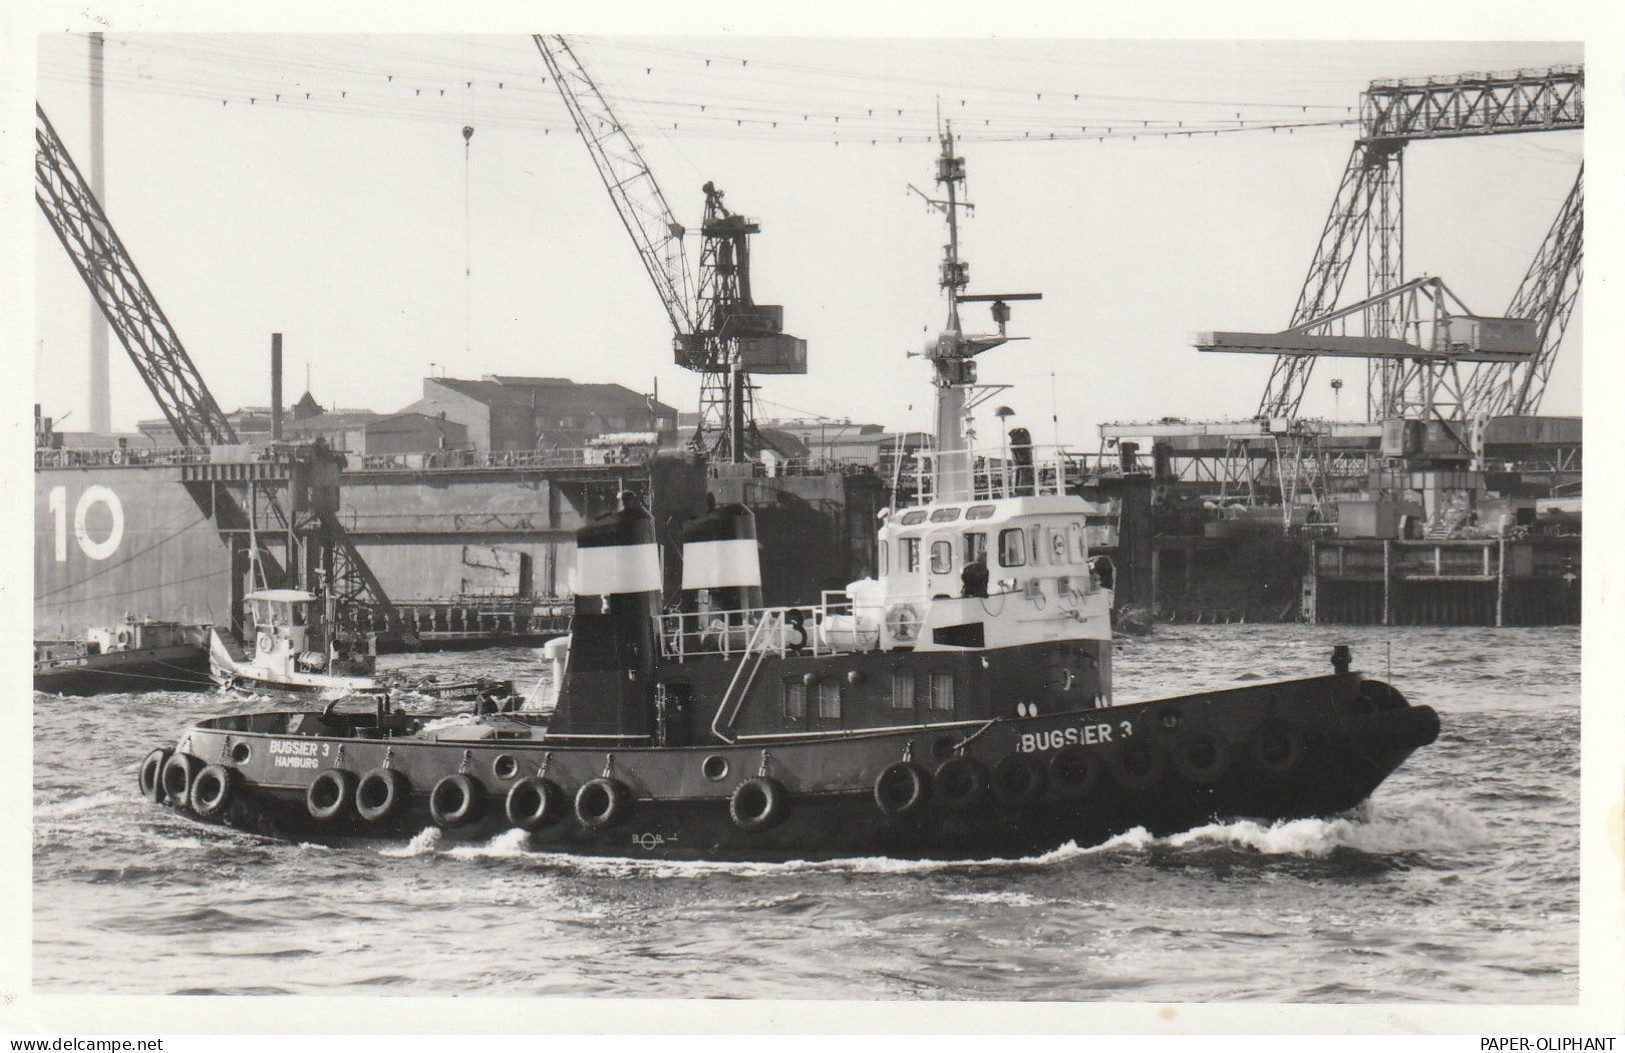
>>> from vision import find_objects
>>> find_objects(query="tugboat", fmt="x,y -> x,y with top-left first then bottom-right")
140,127 -> 1438,860
35,617 -> 211,695
210,589 -> 513,705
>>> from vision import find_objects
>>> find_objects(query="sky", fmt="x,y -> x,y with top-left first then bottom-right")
30,34 -> 1585,450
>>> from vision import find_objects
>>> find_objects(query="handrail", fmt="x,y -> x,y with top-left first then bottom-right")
709,610 -> 783,744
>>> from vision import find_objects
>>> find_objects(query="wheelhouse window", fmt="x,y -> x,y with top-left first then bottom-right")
963,531 -> 988,566
783,679 -> 807,720
929,672 -> 954,712
998,528 -> 1026,567
930,540 -> 953,575
817,680 -> 842,719
890,671 -> 916,711
878,540 -> 889,576
929,507 -> 961,523
900,510 -> 929,526
902,538 -> 921,573
965,505 -> 996,521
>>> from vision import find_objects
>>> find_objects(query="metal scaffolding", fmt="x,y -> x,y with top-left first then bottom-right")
1258,67 -> 1584,420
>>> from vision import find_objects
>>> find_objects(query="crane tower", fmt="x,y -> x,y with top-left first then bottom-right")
533,34 -> 806,463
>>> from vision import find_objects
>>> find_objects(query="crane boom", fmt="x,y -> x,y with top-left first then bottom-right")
35,102 -> 236,447
1463,164 -> 1583,418
533,35 -> 696,340
35,101 -> 415,647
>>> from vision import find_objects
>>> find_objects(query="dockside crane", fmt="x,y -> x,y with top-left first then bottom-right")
533,34 -> 806,463
35,102 -> 416,647
1257,67 -> 1583,422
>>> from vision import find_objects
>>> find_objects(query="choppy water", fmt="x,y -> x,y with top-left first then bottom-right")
33,625 -> 1579,1001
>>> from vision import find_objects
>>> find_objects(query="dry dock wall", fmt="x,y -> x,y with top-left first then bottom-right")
35,465 -> 232,636
35,454 -> 711,638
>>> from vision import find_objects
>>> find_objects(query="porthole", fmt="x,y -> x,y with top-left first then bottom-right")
702,755 -> 730,782
230,741 -> 252,765
493,754 -> 519,780
930,735 -> 961,763
1158,707 -> 1184,732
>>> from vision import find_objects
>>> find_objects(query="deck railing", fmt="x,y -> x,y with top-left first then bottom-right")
658,593 -> 882,662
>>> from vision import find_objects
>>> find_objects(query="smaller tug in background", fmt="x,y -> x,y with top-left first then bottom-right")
140,127 -> 1438,860
210,589 -> 513,706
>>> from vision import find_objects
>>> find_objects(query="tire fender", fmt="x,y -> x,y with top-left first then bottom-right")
307,769 -> 356,822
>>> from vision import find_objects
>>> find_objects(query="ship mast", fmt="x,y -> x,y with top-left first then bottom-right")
911,122 -> 1040,502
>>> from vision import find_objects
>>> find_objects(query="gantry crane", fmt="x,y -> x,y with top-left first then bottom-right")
533,34 -> 806,463
35,102 -> 415,647
1258,67 -> 1583,422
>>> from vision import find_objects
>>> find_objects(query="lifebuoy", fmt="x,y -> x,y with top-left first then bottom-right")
189,764 -> 237,818
139,747 -> 171,803
1248,721 -> 1305,778
934,755 -> 990,810
1173,732 -> 1231,785
160,753 -> 196,808
873,760 -> 931,817
574,777 -> 632,830
430,773 -> 485,827
1109,741 -> 1167,792
115,629 -> 132,648
884,606 -> 919,643
1048,745 -> 1103,800
991,754 -> 1047,809
110,448 -> 126,465
306,769 -> 355,821
356,768 -> 409,822
728,776 -> 787,831
505,776 -> 565,830
256,632 -> 274,654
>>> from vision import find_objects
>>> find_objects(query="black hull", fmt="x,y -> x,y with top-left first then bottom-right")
35,646 -> 212,696
147,673 -> 1439,861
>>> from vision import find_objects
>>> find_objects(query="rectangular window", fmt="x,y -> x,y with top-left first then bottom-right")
929,672 -> 954,712
784,680 -> 806,720
929,507 -> 961,523
890,671 -> 916,711
817,680 -> 842,719
930,540 -> 953,574
963,532 -> 988,566
999,528 -> 1026,567
902,538 -> 921,573
878,540 -> 889,576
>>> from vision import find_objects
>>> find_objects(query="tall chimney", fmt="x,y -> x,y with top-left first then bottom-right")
88,32 -> 110,436
270,333 -> 284,440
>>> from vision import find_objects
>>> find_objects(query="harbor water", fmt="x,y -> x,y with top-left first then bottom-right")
32,623 -> 1579,1001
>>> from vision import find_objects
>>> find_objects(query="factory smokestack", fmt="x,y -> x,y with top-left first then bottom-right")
271,333 -> 284,440
88,31 -> 110,436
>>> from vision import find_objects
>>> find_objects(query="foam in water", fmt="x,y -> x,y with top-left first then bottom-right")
1138,801 -> 1489,857
381,827 -> 443,858
443,828 -> 532,860
35,790 -> 125,821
